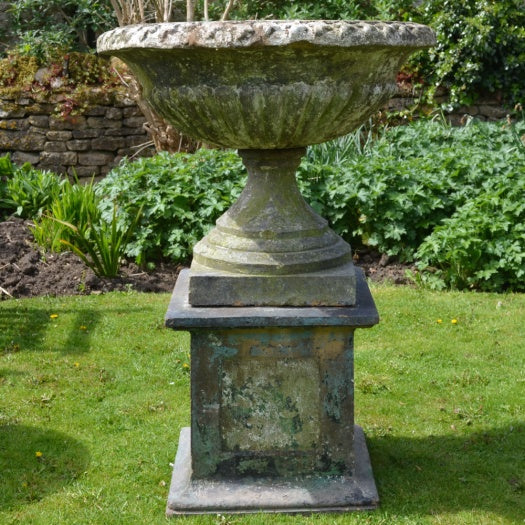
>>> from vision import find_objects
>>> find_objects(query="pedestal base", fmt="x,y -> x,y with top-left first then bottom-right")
167,426 -> 378,516
189,261 -> 356,307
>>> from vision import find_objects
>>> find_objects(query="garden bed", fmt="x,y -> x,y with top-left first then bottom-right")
0,217 -> 412,299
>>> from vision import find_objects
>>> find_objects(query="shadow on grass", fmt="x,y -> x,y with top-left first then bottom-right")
0,303 -> 151,355
368,423 -> 524,521
0,424 -> 90,511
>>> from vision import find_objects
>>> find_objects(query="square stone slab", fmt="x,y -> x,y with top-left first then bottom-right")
166,425 -> 379,515
188,262 -> 357,307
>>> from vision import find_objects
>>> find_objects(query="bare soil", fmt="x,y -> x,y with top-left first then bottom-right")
0,217 -> 413,299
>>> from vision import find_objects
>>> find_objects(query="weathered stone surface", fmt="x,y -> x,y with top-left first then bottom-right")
40,151 -> 77,166
167,268 -> 379,329
189,262 -> 356,307
167,426 -> 378,514
189,148 -> 354,306
98,21 -> 435,149
123,106 -> 143,117
11,151 -> 40,165
0,119 -> 29,131
86,116 -> 122,129
0,108 -> 26,118
66,139 -> 91,151
125,135 -> 149,147
0,92 -> 151,173
78,152 -> 114,166
0,130 -> 45,151
165,270 -> 379,513
25,103 -> 55,115
83,106 -> 107,116
123,116 -> 146,128
91,136 -> 125,150
28,115 -> 49,128
44,141 -> 67,152
28,127 -> 47,136
106,126 -> 146,136
49,115 -> 87,131
72,129 -> 100,139
46,130 -> 73,141
98,20 -> 436,52
105,107 -> 123,120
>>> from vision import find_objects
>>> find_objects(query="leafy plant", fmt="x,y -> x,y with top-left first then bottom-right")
5,164 -> 65,219
31,178 -> 100,253
415,174 -> 525,292
96,149 -> 246,264
7,0 -> 115,62
0,154 -> 16,219
302,118 -> 525,264
415,0 -> 525,107
53,203 -> 142,278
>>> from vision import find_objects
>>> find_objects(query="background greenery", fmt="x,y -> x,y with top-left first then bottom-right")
2,115 -> 524,291
1,286 -> 523,524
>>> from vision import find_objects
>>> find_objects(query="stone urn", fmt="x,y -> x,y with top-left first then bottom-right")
98,20 -> 435,307
98,20 -> 435,516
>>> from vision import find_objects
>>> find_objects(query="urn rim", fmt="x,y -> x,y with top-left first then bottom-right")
97,19 -> 436,54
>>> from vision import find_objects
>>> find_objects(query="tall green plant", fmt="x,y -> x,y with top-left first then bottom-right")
54,203 -> 142,278
31,178 -> 100,252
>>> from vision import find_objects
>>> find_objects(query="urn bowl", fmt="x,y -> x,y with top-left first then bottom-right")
97,20 -> 435,149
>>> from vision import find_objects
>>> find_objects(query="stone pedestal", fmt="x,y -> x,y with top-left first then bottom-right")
165,269 -> 379,515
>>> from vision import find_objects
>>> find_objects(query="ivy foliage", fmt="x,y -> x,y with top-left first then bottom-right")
416,0 -> 525,107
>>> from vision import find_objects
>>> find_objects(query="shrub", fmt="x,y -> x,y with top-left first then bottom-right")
7,0 -> 115,62
415,0 -> 525,107
96,149 -> 246,264
415,173 -> 525,292
303,118 -> 525,262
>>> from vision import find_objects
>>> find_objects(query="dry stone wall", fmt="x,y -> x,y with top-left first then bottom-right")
0,90 -> 155,179
385,93 -> 511,124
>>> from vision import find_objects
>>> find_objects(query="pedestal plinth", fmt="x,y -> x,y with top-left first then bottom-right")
165,268 -> 379,515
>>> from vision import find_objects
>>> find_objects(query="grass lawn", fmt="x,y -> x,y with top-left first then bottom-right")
0,285 -> 523,525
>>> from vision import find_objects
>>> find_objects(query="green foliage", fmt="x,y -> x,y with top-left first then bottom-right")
54,203 -> 142,278
213,0 -> 414,21
415,173 -> 525,292
0,154 -> 16,219
27,177 -> 141,278
96,149 -> 246,264
298,118 -> 525,270
415,0 -> 525,107
31,178 -> 101,253
4,163 -> 65,219
8,0 -> 116,62
216,0 -> 525,108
